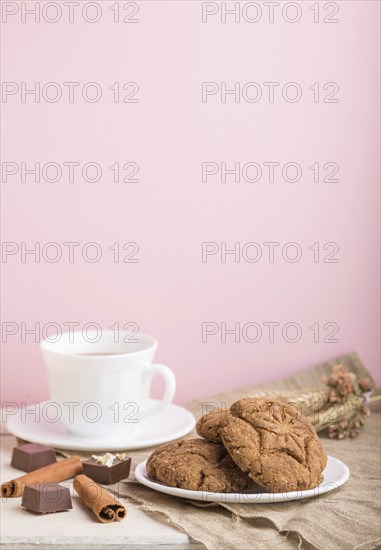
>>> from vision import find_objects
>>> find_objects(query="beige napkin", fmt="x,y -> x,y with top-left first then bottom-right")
22,352 -> 380,549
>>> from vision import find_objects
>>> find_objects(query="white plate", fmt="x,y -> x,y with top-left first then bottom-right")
6,400 -> 195,451
135,455 -> 350,503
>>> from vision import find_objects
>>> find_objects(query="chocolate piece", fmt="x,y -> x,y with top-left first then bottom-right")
11,444 -> 56,472
83,457 -> 131,485
21,483 -> 72,513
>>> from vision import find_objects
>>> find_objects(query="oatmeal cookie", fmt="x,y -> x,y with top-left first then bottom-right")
221,398 -> 327,492
196,408 -> 231,443
146,438 -> 253,492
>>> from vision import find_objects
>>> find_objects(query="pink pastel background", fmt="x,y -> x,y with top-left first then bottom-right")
1,1 -> 380,406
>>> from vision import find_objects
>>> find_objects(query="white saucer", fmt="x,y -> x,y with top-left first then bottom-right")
6,400 -> 196,451
135,455 -> 350,503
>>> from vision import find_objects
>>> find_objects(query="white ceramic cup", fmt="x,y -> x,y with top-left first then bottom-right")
40,330 -> 176,438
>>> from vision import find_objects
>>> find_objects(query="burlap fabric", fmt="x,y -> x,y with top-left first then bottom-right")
118,353 -> 381,550
35,352 -> 381,550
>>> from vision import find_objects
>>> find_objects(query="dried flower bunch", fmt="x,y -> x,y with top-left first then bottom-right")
321,365 -> 375,439
248,365 -> 379,440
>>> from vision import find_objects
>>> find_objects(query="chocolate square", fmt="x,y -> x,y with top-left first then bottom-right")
21,483 -> 72,513
82,458 -> 131,485
11,443 -> 56,472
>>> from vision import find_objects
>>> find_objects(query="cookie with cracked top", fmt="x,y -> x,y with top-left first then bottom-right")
146,438 -> 254,493
221,398 -> 327,492
196,408 -> 231,443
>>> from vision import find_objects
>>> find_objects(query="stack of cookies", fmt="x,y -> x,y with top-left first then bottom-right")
146,398 -> 327,493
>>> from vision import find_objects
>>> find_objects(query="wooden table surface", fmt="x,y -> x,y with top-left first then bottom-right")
1,434 -> 203,550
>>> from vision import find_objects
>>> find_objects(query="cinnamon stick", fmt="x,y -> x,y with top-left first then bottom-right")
1,455 -> 83,498
73,474 -> 127,523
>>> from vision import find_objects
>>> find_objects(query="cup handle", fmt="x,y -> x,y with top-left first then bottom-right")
141,364 -> 176,419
